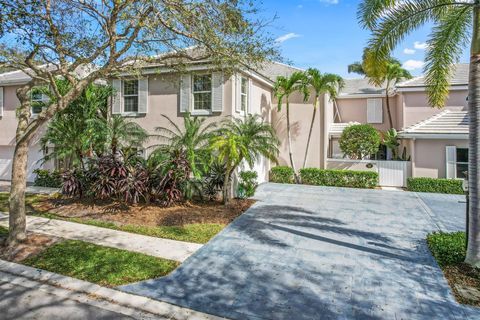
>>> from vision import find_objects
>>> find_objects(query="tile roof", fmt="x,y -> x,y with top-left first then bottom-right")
397,63 -> 469,88
400,110 -> 468,136
329,121 -> 360,137
338,78 -> 386,96
0,64 -> 94,86
254,62 -> 304,82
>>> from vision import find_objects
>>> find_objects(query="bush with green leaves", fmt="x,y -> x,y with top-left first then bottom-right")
33,169 -> 62,188
407,177 -> 464,195
427,232 -> 466,267
237,171 -> 258,198
269,166 -> 294,184
300,168 -> 378,189
339,124 -> 381,159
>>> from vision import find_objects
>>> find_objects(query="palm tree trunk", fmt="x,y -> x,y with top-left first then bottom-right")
302,98 -> 318,169
385,84 -> 394,129
286,100 -> 299,183
466,6 -> 480,267
223,167 -> 233,205
7,139 -> 29,245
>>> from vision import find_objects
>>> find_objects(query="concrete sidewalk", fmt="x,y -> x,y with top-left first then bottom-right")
0,259 -> 224,320
0,181 -> 60,195
0,213 -> 201,262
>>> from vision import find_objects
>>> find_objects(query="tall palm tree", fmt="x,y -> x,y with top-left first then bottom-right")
210,114 -> 279,205
273,71 -> 308,183
303,69 -> 344,168
153,113 -> 216,177
349,53 -> 412,128
358,0 -> 480,266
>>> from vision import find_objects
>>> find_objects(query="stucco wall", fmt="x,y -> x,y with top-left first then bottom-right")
0,85 -> 21,146
336,96 -> 398,131
271,92 -> 321,169
411,139 -> 468,178
401,90 -> 468,128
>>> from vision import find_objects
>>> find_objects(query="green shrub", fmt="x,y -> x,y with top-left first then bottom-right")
299,168 -> 378,189
237,171 -> 258,198
407,177 -> 464,194
33,169 -> 62,188
427,232 -> 466,267
339,124 -> 381,159
269,166 -> 294,184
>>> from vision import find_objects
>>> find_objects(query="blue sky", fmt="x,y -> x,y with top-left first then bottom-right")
260,0 -> 470,78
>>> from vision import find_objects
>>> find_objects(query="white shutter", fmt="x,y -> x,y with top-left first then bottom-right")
0,87 -> 3,117
446,146 -> 457,179
112,80 -> 122,114
138,78 -> 148,114
212,71 -> 224,112
235,74 -> 241,113
180,74 -> 191,113
367,98 -> 382,123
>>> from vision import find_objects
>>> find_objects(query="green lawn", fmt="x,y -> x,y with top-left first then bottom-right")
23,240 -> 179,286
0,192 -> 47,212
38,213 -> 224,244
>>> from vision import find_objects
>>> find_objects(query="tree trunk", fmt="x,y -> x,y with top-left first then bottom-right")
385,90 -> 394,129
466,6 -> 480,267
222,168 -> 233,205
302,97 -> 318,169
286,100 -> 299,183
7,139 -> 30,245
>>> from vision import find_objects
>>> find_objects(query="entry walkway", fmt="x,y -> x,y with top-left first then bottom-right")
120,183 -> 479,320
0,213 -> 201,262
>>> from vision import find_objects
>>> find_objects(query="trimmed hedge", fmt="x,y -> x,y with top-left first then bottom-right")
269,166 -> 294,184
299,168 -> 378,189
427,231 -> 466,267
407,177 -> 464,194
33,169 -> 62,188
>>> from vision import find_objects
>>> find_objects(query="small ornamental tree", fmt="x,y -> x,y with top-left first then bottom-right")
339,124 -> 380,160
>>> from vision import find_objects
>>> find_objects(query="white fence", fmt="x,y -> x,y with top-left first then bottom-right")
326,159 -> 411,187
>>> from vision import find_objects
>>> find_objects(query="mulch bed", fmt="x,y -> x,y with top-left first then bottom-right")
0,232 -> 60,262
442,263 -> 480,307
31,197 -> 255,227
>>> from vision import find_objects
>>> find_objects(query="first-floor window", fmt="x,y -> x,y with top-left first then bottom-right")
193,74 -> 212,110
456,148 -> 468,179
123,80 -> 139,112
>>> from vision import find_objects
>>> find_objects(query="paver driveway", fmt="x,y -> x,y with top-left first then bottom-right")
120,183 -> 480,319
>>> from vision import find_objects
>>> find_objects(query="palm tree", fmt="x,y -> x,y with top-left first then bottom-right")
210,114 -> 279,205
358,0 -> 480,266
41,83 -> 113,169
90,115 -> 148,158
273,71 -> 308,182
349,53 -> 412,128
303,69 -> 344,168
152,113 -> 216,177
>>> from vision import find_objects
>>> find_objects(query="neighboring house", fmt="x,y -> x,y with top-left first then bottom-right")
0,59 -> 302,183
326,63 -> 469,180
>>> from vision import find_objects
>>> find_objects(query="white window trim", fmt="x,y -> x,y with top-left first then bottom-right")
122,79 -> 139,114
192,73 -> 213,115
240,76 -> 248,112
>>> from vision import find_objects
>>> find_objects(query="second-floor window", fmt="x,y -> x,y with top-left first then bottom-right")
123,80 -> 139,113
240,77 -> 248,112
31,87 -> 49,115
193,74 -> 212,111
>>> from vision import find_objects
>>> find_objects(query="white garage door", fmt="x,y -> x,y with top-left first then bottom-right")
0,145 -> 46,182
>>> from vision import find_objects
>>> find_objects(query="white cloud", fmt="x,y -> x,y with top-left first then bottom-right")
320,0 -> 339,3
403,48 -> 415,55
414,41 -> 429,50
275,33 -> 302,43
402,59 -> 425,71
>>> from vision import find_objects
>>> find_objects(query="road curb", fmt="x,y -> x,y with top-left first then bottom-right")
0,259 -> 225,320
